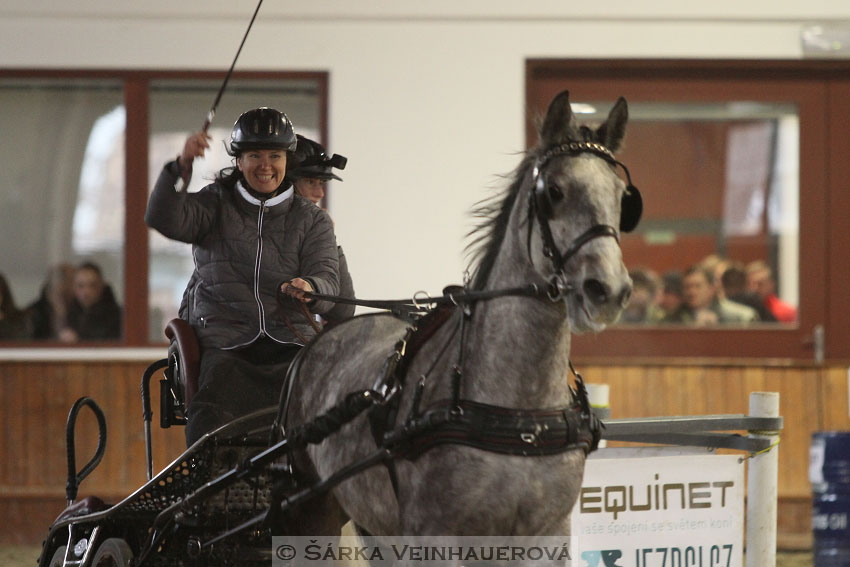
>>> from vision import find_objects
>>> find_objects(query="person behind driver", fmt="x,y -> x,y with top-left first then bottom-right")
145,107 -> 340,446
287,134 -> 355,324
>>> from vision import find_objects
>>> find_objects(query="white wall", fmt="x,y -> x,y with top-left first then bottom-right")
2,1 -> 848,301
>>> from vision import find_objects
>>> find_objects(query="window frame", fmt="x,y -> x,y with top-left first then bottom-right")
0,68 -> 328,347
526,59 -> 850,362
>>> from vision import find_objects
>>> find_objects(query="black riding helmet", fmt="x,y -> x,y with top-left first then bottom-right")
228,107 -> 297,156
288,135 -> 347,181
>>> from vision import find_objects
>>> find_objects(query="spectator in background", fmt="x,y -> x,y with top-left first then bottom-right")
27,263 -> 75,340
652,271 -> 684,323
700,254 -> 731,299
721,262 -> 775,323
61,262 -> 122,342
620,267 -> 660,324
746,260 -> 797,323
664,265 -> 758,326
0,273 -> 30,340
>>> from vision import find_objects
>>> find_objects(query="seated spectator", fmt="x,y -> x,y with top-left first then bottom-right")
0,272 -> 31,340
721,262 -> 775,322
27,263 -> 75,340
620,267 -> 660,324
61,262 -> 122,342
653,271 -> 684,322
746,260 -> 797,323
700,254 -> 730,298
663,265 -> 758,326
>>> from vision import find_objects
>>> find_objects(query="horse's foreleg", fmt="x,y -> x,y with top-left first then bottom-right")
273,449 -> 350,537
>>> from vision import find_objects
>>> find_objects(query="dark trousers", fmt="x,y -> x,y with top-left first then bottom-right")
185,338 -> 301,446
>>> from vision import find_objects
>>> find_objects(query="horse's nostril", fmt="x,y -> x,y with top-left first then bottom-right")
619,286 -> 632,308
582,279 -> 610,306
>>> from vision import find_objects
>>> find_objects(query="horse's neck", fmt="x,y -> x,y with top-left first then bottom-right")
460,205 -> 573,408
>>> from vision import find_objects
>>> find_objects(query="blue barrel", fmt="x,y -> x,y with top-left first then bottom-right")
811,432 -> 850,566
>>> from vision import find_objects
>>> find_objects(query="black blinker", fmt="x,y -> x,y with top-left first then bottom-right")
619,184 -> 643,233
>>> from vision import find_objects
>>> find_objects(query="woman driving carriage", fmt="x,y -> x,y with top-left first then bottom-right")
145,107 -> 341,446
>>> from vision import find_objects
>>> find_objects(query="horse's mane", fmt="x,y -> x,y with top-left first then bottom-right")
465,152 -> 537,290
465,122 -> 603,290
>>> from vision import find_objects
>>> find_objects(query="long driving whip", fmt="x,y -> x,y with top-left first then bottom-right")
181,0 -> 264,189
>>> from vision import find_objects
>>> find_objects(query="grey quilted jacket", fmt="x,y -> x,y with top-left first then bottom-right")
146,161 -> 340,349
323,246 -> 355,323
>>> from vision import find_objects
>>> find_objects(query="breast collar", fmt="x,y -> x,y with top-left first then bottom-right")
236,180 -> 293,207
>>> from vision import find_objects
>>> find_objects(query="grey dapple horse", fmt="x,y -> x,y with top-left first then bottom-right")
285,90 -> 637,538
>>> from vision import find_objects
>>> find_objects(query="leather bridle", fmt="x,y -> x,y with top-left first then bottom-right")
527,141 -> 638,301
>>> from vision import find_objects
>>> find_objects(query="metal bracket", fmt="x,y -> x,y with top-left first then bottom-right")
600,414 -> 783,453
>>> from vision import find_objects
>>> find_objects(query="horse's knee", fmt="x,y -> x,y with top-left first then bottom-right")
279,492 -> 348,536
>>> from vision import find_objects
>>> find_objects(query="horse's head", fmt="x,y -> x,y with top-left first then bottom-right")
528,90 -> 642,332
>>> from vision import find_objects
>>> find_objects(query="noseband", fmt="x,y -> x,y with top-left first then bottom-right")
528,141 -> 639,299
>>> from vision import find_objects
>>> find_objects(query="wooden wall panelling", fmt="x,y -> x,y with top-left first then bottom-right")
1,359 -> 841,545
820,366 -> 850,431
583,363 -> 819,496
772,366 -> 820,497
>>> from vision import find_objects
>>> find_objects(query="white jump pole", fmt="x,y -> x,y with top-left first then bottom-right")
746,391 -> 780,567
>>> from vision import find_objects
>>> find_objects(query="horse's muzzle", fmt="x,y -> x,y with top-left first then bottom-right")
582,277 -> 632,310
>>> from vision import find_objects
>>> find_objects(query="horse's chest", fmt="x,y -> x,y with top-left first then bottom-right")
400,450 -> 584,532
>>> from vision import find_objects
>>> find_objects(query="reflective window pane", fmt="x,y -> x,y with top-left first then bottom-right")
147,79 -> 323,341
0,78 -> 125,342
571,101 -> 799,327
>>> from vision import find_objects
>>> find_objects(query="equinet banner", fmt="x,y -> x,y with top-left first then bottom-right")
570,450 -> 744,567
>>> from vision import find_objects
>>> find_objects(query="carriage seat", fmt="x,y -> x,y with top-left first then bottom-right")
54,495 -> 109,524
164,318 -> 200,413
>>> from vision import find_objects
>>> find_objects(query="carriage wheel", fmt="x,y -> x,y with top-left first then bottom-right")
91,538 -> 133,567
48,545 -> 67,567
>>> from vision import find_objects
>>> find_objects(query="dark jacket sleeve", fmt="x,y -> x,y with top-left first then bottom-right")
323,246 -> 356,322
299,208 -> 340,315
145,161 -> 218,243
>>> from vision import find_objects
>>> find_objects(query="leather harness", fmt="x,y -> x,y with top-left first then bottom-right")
365,301 -> 602,499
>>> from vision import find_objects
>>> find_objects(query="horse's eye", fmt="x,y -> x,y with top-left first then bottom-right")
548,184 -> 564,202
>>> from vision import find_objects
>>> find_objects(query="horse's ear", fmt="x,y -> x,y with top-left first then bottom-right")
540,90 -> 577,146
597,97 -> 628,152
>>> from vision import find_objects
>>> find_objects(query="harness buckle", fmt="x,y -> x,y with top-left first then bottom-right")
374,383 -> 400,405
547,273 -> 572,302
412,291 -> 432,312
520,432 -> 538,445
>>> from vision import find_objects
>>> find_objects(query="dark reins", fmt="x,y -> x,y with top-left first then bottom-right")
301,284 -> 554,318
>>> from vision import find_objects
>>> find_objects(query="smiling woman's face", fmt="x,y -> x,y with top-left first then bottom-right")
237,149 -> 288,194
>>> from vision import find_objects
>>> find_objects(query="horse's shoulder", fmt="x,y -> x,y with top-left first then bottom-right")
326,311 -> 408,335
306,312 -> 410,355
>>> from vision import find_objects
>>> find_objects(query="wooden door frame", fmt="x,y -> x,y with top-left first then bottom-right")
527,59 -> 850,362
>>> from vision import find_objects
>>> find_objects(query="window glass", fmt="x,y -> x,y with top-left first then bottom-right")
147,79 -> 322,341
0,78 -> 125,342
571,101 -> 799,328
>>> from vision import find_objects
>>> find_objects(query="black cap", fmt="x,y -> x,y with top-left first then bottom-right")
288,135 -> 347,181
228,107 -> 297,156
